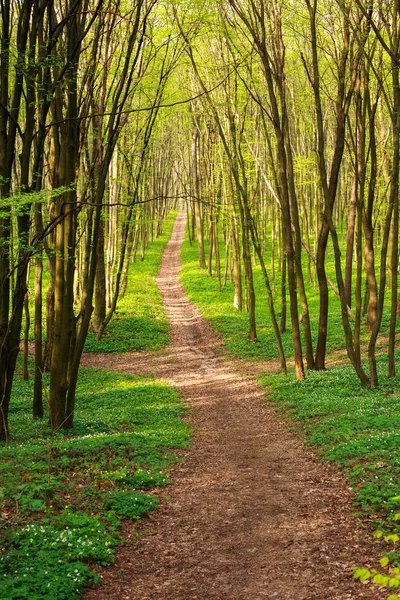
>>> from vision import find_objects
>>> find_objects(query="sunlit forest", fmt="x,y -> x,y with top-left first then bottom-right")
1,2 -> 400,599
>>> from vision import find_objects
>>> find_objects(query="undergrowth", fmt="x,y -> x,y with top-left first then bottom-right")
180,233 -> 391,363
0,364 -> 190,599
84,213 -> 176,353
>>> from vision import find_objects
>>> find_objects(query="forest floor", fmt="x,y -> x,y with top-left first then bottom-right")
82,213 -> 386,600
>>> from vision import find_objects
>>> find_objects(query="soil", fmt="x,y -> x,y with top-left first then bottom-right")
83,213 -> 386,600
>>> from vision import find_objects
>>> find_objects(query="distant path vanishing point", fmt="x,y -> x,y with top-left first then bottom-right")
84,212 -> 384,600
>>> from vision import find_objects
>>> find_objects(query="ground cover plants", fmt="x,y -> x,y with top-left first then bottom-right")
180,233 -> 390,364
0,212 -> 185,599
83,213 -> 177,354
3,0 -> 400,596
259,363 -> 400,598
0,365 -> 190,599
180,232 -> 400,599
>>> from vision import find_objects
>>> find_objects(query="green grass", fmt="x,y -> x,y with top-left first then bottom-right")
259,362 -> 400,516
3,212 -> 180,598
84,213 -> 177,353
0,362 -> 190,599
180,232 -> 392,364
180,235 -> 341,362
260,361 -> 400,596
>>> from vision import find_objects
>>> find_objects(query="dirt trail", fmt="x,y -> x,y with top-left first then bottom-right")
84,213 -> 384,600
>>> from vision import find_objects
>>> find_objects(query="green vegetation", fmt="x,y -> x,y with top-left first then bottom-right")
1,211 -> 180,598
180,234 -> 391,363
4,0 -> 399,595
84,213 -> 176,353
181,235 -> 291,361
260,364 -> 400,518
0,365 -> 190,599
26,212 -> 175,356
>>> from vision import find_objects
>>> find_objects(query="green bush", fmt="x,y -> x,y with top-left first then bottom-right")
0,512 -> 117,599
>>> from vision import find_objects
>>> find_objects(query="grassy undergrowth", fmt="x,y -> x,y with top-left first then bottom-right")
0,364 -> 190,599
180,234 -> 391,363
2,213 -> 180,598
180,227 -> 400,598
260,362 -> 400,517
84,212 -> 176,353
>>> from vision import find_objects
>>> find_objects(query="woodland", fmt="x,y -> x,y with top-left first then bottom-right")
1,0 -> 400,599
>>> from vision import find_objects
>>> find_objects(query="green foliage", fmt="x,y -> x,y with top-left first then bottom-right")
11,476 -> 60,514
0,512 -> 117,600
103,490 -> 159,519
0,365 -> 190,599
352,495 -> 400,598
0,187 -> 72,218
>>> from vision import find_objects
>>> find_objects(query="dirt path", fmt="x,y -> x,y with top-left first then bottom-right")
84,213 -> 385,600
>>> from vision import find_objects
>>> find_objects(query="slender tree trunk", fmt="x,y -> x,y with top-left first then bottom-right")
248,212 -> 287,373
93,214 -> 106,332
345,175 -> 357,307
231,213 -> 243,311
23,290 -> 30,381
285,130 -> 314,369
191,117 -> 206,268
280,253 -> 287,334
34,243 -> 44,419
388,64 -> 400,378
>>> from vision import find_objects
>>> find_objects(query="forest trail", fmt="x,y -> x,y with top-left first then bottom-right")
84,213 -> 384,600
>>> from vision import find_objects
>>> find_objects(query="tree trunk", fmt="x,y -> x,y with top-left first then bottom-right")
345,175 -> 357,308
92,214 -> 106,332
33,246 -> 44,419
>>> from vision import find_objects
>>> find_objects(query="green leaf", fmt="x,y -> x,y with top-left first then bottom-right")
385,535 -> 400,544
381,556 -> 390,567
353,567 -> 371,582
30,499 -> 45,511
373,573 -> 390,585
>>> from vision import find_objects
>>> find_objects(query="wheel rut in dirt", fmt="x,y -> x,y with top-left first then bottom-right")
84,212 -> 384,600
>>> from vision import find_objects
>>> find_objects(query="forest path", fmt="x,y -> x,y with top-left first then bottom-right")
84,213 -> 384,600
